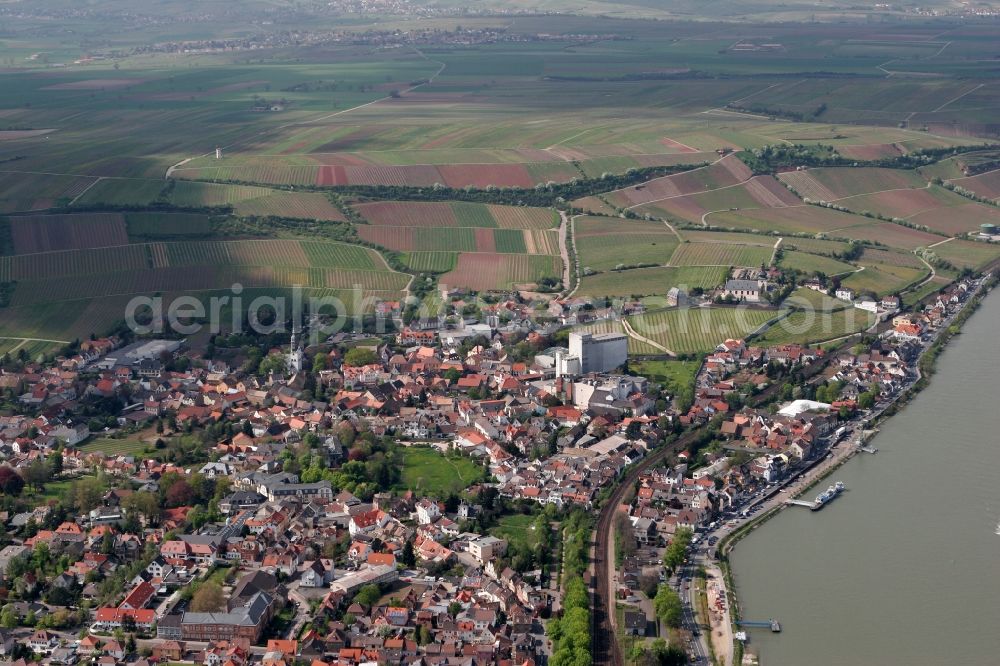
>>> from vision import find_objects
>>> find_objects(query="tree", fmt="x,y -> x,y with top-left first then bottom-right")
0,466 -> 24,496
416,623 -> 432,645
400,540 -> 416,568
343,347 -> 378,367
165,479 -> 195,507
190,582 -> 225,612
74,476 -> 105,514
654,584 -> 683,628
23,459 -> 50,491
447,601 -> 462,618
47,451 -> 63,476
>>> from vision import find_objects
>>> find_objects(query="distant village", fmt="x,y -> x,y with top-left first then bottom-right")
0,275 -> 980,666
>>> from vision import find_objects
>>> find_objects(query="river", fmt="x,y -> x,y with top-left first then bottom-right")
730,287 -> 1000,666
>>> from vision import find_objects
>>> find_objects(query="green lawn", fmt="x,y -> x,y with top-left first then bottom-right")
397,447 -> 486,497
490,513 -> 546,551
78,437 -> 151,457
630,359 -> 701,396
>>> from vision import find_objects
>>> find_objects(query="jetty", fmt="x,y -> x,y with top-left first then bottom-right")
737,619 -> 782,633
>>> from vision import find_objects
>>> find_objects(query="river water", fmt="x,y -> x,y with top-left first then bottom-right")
730,288 -> 1000,666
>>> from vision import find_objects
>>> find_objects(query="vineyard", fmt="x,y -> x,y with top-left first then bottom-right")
0,244 -> 148,281
441,254 -> 561,291
754,307 -> 875,345
576,265 -> 727,299
168,181 -> 274,207
669,243 -> 774,267
629,307 -> 779,353
352,201 -> 556,229
403,251 -> 458,272
7,213 -> 129,253
125,212 -> 210,238
778,251 -> 857,276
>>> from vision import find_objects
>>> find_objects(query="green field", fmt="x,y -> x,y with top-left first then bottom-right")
630,359 -> 701,395
779,250 -> 857,276
628,307 -> 778,353
0,7 -> 993,337
78,437 -> 151,457
576,265 -> 727,299
490,513 -> 547,552
397,447 -> 486,496
754,307 -> 875,345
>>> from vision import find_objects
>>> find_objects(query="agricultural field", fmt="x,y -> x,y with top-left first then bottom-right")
168,181 -> 274,208
754,307 -> 875,345
832,222 -> 943,250
948,170 -> 1000,202
125,212 -> 211,238
576,266 -> 727,299
628,307 -> 779,354
599,156 -> 752,209
928,239 -> 1000,270
574,216 -> 678,272
669,242 -> 774,267
440,254 -> 562,291
357,225 -> 558,255
402,251 -> 458,272
778,250 -> 857,276
0,171 -> 99,213
352,201 -> 555,229
783,287 -> 852,312
73,178 -> 167,207
6,213 -> 129,253
778,167 -> 927,201
840,263 -> 927,296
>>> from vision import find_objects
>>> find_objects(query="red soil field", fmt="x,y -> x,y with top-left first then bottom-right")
316,165 -> 347,186
835,223 -> 942,250
474,228 -> 496,253
438,164 -> 534,189
854,189 -> 946,218
908,203 -> 1000,235
716,154 -> 753,182
356,225 -> 414,251
348,165 -> 442,187
744,176 -> 801,208
440,253 -> 505,292
9,213 -> 128,253
951,170 -> 1000,201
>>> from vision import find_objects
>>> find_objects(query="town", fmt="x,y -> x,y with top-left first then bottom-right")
0,269 -> 984,666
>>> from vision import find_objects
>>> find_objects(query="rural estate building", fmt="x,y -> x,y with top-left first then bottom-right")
723,279 -> 762,302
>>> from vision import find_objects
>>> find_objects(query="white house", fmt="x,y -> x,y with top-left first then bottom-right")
415,500 -> 441,525
835,288 -> 855,302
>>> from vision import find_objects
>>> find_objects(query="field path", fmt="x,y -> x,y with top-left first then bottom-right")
558,210 -> 573,295
621,317 -> 676,357
932,83 -> 984,113
770,237 -> 783,265
164,49 -> 447,179
564,213 -> 583,298
0,336 -> 71,345
928,237 -> 954,248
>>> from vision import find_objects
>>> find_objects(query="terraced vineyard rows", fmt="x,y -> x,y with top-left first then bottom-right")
629,307 -> 778,353
670,243 -> 774,267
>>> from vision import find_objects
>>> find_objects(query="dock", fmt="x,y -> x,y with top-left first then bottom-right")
860,445 -> 878,454
785,499 -> 817,508
737,619 -> 781,632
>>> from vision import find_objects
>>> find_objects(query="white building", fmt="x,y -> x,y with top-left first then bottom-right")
568,331 -> 628,374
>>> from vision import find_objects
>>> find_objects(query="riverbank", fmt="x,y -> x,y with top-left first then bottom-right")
720,274 -> 996,665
